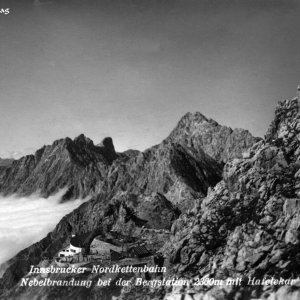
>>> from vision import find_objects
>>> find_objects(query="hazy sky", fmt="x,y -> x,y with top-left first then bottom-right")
1,0 -> 300,158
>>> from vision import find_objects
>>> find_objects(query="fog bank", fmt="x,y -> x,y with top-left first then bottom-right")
0,190 -> 86,267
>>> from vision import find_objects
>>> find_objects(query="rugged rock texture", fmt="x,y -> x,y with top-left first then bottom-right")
0,113 -> 255,207
166,112 -> 259,164
0,109 -> 259,299
149,98 -> 300,300
0,135 -> 116,199
95,114 -> 258,210
101,142 -> 223,211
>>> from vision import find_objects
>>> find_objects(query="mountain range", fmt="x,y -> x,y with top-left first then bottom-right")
0,91 -> 299,300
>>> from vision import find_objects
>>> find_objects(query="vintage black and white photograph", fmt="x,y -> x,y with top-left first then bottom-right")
0,0 -> 300,299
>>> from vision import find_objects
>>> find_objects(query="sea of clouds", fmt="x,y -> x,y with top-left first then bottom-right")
0,190 -> 86,267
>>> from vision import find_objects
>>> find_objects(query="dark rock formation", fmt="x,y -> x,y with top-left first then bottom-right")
97,137 -> 117,162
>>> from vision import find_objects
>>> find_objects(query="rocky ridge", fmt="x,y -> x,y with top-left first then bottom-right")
0,134 -> 117,199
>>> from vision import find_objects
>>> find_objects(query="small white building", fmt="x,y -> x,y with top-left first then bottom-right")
58,235 -> 86,258
58,246 -> 75,257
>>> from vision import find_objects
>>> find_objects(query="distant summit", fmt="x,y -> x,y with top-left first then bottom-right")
0,134 -> 118,199
167,110 -> 260,163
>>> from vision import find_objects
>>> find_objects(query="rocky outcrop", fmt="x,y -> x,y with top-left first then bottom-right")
97,137 -> 118,162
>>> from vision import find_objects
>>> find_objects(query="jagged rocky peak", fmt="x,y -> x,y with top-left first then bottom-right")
73,133 -> 93,145
178,111 -> 211,126
166,110 -> 260,164
51,136 -> 72,148
97,137 -> 117,162
97,137 -> 116,154
48,134 -> 117,165
0,134 -> 119,198
168,111 -> 215,139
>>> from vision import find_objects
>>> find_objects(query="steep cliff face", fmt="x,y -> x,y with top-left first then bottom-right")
0,110 -> 259,298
